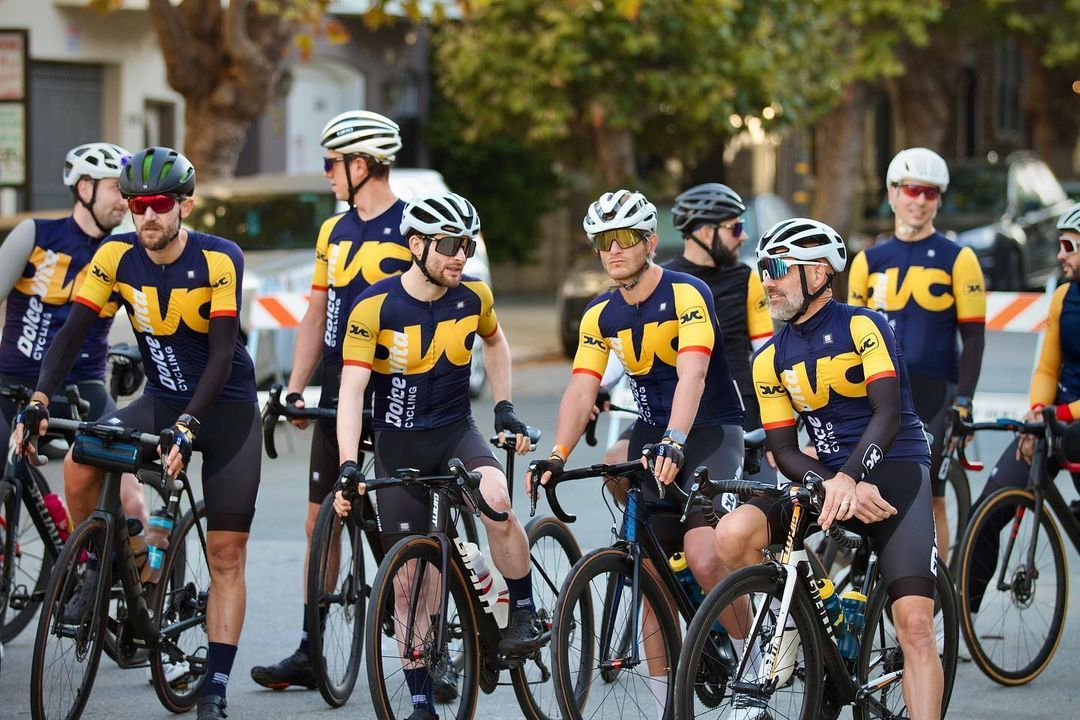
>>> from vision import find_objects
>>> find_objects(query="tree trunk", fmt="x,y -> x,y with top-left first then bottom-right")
1023,58 -> 1080,180
182,99 -> 256,182
886,38 -> 960,153
811,82 -> 866,236
588,101 -> 636,188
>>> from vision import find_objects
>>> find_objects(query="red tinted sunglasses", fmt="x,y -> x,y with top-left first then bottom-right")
1060,235 -> 1079,256
127,194 -> 181,215
896,183 -> 941,201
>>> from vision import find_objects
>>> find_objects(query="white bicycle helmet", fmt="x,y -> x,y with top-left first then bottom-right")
757,218 -> 848,273
583,189 -> 657,240
886,147 -> 949,191
1058,202 -> 1080,235
400,192 -> 481,239
320,110 -> 402,164
63,143 -> 130,186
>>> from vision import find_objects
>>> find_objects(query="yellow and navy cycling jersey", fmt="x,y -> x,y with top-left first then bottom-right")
847,232 -> 985,382
75,232 -> 256,403
311,203 -> 412,369
342,274 -> 498,431
0,217 -> 120,382
572,269 -> 743,428
1030,281 -> 1080,421
753,301 -> 929,470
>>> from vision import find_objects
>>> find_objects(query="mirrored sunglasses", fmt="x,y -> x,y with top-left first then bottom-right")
323,156 -> 347,173
424,235 -> 477,258
896,183 -> 941,201
1060,235 -> 1079,256
718,220 -> 744,237
127,194 -> 180,215
592,228 -> 648,252
757,256 -> 822,281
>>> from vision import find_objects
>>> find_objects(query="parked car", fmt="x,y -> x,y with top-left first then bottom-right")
855,152 -> 1072,291
556,193 -> 794,358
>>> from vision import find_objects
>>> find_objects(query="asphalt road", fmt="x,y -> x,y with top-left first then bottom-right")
2,330 -> 1078,719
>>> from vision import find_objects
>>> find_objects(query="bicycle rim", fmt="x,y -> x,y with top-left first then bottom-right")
958,488 -> 1068,684
30,518 -> 111,720
1,474 -> 56,644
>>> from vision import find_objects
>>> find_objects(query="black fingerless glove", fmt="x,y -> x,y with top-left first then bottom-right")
338,460 -> 363,499
285,391 -> 305,407
164,423 -> 194,466
17,400 -> 49,430
494,400 -> 527,437
654,437 -> 686,471
530,455 -> 565,485
596,387 -> 611,411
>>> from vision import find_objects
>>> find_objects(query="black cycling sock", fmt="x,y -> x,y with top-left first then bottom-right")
202,642 -> 238,699
404,667 -> 435,712
505,571 -> 534,613
299,604 -> 311,655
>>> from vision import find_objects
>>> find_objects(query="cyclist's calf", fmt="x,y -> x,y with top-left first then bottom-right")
205,531 -> 250,645
477,466 -> 530,579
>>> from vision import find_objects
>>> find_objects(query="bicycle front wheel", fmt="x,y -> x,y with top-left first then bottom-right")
674,564 -> 823,720
30,517 -> 111,720
307,493 -> 366,707
149,500 -> 209,712
366,534 -> 480,720
957,487 -> 1068,685
943,462 -> 971,574
1,471 -> 57,643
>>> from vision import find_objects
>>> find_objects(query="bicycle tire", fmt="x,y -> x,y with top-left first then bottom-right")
512,515 -> 590,720
1,469 -> 58,643
854,558 -> 959,719
957,487 -> 1068,685
366,534 -> 481,720
552,546 -> 680,720
149,499 -> 210,712
673,563 -> 823,720
943,462 -> 970,576
307,492 -> 366,707
30,517 -> 112,720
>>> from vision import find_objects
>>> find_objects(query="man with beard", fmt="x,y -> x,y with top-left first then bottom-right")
0,142 -> 146,525
19,146 -> 261,720
332,192 -> 534,720
847,148 -> 986,564
714,218 -> 941,720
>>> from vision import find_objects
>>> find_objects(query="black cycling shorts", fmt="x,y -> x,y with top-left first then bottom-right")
909,373 -> 953,498
96,395 -> 262,533
0,376 -> 115,473
747,460 -> 937,601
628,422 -> 744,557
373,417 -> 500,546
307,369 -> 375,503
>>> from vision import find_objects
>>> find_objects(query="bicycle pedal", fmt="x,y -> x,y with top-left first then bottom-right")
9,584 -> 29,610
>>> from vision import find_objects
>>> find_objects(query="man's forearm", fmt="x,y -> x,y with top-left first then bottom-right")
287,305 -> 328,392
482,329 -> 513,403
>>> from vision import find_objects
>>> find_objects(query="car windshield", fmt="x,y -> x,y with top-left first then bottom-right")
184,192 -> 337,251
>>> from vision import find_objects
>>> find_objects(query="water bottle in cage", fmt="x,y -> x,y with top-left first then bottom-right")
455,538 -> 509,628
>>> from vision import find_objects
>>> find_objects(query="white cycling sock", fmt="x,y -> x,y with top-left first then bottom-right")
647,675 -> 666,720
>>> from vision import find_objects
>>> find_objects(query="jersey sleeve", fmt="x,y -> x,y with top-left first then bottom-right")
204,247 -> 242,318
571,299 -> 611,379
745,271 -> 774,342
464,280 -> 499,338
952,246 -> 986,323
75,241 -> 126,316
1030,284 -> 1068,409
848,311 -> 898,384
671,280 -> 716,356
753,343 -> 796,429
0,218 -> 36,304
311,216 -> 339,292
846,250 -> 869,306
342,291 -> 387,368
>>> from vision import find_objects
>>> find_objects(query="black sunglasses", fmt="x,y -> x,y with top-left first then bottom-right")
422,234 -> 477,259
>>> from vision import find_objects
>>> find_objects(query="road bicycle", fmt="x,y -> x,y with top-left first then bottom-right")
535,436 -> 763,720
672,473 -> 959,719
952,405 -> 1080,685
25,416 -> 209,720
360,428 -> 583,720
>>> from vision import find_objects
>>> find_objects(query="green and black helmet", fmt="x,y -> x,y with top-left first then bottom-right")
120,146 -> 195,197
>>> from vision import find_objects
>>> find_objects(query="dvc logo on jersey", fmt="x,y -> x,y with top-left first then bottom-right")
612,321 -> 678,374
866,266 -> 955,312
372,318 -> 479,375
326,241 -> 412,288
780,352 -> 866,411
123,285 -> 213,335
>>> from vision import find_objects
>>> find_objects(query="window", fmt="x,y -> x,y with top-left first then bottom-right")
144,100 -> 176,148
994,40 -> 1024,139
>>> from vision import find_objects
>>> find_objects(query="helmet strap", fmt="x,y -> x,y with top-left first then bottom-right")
617,257 -> 651,292
789,265 -> 833,324
415,238 -> 445,287
79,179 -> 112,237
343,156 -> 372,210
688,225 -> 734,267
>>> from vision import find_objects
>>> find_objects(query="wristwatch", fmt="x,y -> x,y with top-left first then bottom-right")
176,413 -> 201,436
663,428 -> 687,446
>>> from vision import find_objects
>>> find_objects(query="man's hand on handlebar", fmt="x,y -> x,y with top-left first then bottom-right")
648,437 -> 685,486
493,400 -> 531,456
159,422 -> 194,479
819,471 -> 858,530
1016,407 -> 1044,464
14,400 -> 50,463
333,460 -> 365,518
285,390 -> 309,429
525,455 -> 565,496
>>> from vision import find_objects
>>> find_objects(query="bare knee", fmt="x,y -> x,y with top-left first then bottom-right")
207,533 -> 248,580
713,507 -> 768,570
893,600 -> 937,655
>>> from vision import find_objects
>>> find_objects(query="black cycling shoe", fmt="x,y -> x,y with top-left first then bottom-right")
61,568 -> 100,625
406,707 -> 439,720
196,695 -> 228,720
498,608 -> 541,655
249,650 -> 318,690
433,664 -> 460,703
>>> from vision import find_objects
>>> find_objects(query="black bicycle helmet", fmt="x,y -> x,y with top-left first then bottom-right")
120,146 -> 195,197
672,183 -> 746,234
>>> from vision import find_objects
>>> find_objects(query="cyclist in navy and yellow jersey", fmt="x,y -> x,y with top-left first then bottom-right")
847,147 -> 986,563
714,218 -> 941,720
0,142 -> 146,525
18,147 -> 260,720
527,189 -> 745,720
250,110 -> 413,690
965,202 -> 1080,620
332,192 -> 534,720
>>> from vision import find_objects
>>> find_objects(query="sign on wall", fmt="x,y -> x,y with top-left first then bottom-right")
0,29 -> 28,194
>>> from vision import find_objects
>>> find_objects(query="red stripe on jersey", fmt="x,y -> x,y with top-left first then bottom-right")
480,322 -> 499,339
75,297 -> 101,313
572,368 -> 602,379
678,346 -> 712,355
957,316 -> 984,324
209,309 -> 238,318
763,419 -> 797,430
866,370 -> 897,384
343,360 -> 372,369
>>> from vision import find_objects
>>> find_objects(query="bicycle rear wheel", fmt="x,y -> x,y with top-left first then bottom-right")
366,534 -> 480,720
855,558 -> 958,720
552,546 -> 679,720
1,471 -> 58,643
149,500 -> 209,712
307,493 -> 366,707
957,487 -> 1067,685
511,515 -> 591,720
674,564 -> 822,720
30,517 -> 111,720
